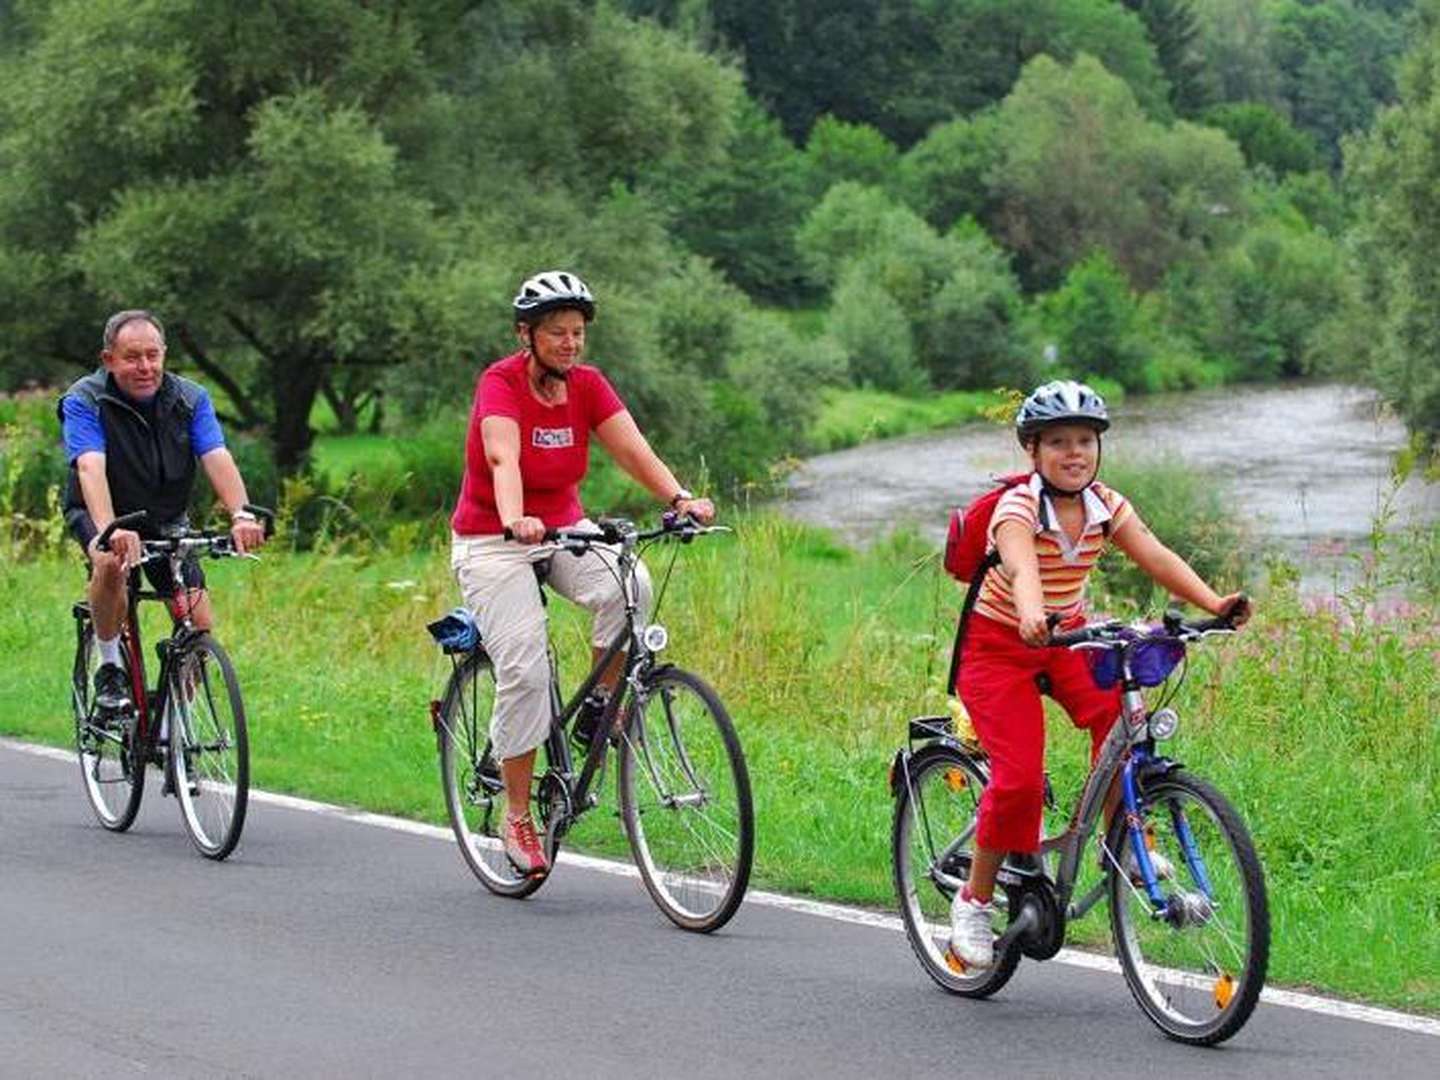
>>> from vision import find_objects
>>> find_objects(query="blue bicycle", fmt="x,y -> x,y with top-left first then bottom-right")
890,609 -> 1269,1045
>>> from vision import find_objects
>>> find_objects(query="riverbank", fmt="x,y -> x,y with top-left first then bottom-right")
3,515 -> 1435,1013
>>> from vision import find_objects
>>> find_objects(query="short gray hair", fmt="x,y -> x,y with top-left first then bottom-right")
102,309 -> 166,352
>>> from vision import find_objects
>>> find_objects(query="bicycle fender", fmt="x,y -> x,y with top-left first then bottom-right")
888,748 -> 910,800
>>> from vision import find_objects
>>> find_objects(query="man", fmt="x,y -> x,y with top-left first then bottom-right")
58,309 -> 267,710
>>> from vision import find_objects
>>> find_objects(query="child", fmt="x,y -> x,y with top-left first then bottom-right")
949,380 -> 1250,969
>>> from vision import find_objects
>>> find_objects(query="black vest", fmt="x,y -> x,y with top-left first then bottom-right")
59,370 -> 204,546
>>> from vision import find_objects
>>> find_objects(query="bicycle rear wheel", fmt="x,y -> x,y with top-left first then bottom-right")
1107,769 -> 1269,1045
892,743 -> 1020,996
72,617 -> 145,831
618,667 -> 753,932
170,635 -> 250,860
437,652 -> 555,898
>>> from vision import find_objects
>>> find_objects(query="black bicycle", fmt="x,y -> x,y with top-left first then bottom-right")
429,513 -> 754,932
891,608 -> 1269,1045
71,507 -> 270,860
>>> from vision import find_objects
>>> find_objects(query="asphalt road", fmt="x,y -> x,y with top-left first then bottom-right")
2,741 -> 1435,1079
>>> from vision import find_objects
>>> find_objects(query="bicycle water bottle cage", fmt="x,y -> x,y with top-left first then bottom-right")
426,608 -> 481,654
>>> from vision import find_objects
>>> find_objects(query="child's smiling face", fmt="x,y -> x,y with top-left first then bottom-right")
1029,423 -> 1100,491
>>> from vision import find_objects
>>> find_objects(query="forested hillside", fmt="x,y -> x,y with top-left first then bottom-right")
1,0 -> 1435,494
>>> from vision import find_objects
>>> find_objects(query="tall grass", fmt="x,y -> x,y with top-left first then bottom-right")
1,514 -> 1435,1012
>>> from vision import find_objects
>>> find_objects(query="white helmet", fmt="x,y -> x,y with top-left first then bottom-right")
512,270 -> 595,323
1015,380 -> 1110,444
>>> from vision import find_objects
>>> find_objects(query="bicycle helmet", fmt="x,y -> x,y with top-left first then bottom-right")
1015,380 -> 1110,445
512,270 -> 596,324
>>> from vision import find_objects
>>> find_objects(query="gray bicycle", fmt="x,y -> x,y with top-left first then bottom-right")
428,513 -> 754,932
891,608 -> 1269,1045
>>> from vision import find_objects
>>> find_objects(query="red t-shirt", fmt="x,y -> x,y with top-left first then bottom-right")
451,351 -> 626,535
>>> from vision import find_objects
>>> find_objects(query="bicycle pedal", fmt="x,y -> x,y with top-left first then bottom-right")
943,944 -> 968,974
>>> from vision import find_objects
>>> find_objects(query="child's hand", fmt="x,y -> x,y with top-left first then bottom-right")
1216,593 -> 1252,626
1018,608 -> 1051,646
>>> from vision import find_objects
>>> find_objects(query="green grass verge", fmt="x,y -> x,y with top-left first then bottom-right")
3,515 -> 1436,1013
811,387 -> 1010,453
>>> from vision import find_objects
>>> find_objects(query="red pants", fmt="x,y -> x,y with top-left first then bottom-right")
957,614 -> 1121,853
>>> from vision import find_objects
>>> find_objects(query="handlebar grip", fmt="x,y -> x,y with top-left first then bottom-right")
95,510 -> 149,551
502,526 -> 560,542
1048,626 -> 1096,648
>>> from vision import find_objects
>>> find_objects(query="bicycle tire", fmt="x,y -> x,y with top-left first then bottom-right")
437,651 -> 555,898
171,635 -> 250,860
618,666 -> 753,932
892,743 -> 1021,996
73,618 -> 145,831
1106,769 -> 1269,1045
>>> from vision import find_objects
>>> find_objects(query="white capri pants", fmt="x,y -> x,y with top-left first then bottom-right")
451,521 -> 653,761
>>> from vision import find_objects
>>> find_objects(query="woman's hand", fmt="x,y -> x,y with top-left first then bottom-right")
674,496 -> 714,525
505,516 -> 546,544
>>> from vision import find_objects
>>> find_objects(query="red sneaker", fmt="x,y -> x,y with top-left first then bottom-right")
504,814 -> 549,877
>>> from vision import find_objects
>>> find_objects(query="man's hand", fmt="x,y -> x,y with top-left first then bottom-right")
230,515 -> 267,555
90,528 -> 141,570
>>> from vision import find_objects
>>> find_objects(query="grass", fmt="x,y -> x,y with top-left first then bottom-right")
2,515 -> 1436,1014
811,387 -> 1010,453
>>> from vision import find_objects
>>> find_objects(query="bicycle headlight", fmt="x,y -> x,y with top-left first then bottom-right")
1148,707 -> 1180,741
642,623 -> 668,653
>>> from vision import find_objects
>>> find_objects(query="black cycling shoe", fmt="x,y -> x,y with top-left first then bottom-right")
93,663 -> 132,713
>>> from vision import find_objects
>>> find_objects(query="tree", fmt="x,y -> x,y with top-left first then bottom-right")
0,0 -> 448,469
1345,3 -> 1440,445
987,54 -> 1247,291
646,97 -> 815,301
1202,102 -> 1323,177
803,116 -> 900,196
1122,0 -> 1209,114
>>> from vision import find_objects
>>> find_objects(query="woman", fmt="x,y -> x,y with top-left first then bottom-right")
450,270 -> 713,877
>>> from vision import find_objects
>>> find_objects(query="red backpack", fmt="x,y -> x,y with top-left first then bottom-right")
943,473 -> 1031,583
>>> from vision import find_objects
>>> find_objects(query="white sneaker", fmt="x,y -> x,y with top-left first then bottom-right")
948,890 -> 995,969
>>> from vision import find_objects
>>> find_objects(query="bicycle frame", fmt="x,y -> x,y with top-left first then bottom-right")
900,623 -> 1229,949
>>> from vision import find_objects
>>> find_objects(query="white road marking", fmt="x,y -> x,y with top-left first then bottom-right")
9,736 -> 1437,1038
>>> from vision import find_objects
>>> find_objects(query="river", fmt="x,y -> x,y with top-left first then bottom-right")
782,383 -> 1440,591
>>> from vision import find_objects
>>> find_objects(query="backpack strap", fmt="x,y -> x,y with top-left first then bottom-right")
944,548 -> 1000,696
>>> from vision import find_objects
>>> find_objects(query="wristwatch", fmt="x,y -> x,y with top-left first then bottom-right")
668,488 -> 694,508
231,508 -> 258,523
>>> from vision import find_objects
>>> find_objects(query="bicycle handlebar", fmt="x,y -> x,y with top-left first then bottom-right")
503,512 -> 725,549
95,505 -> 275,555
1049,594 -> 1247,649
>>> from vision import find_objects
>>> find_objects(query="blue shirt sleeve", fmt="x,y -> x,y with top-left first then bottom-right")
60,395 -> 105,462
190,387 -> 226,456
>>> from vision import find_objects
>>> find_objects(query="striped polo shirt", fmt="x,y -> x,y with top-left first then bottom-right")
973,472 -> 1133,629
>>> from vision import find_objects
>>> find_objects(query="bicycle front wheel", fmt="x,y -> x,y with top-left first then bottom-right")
437,652 -> 554,898
170,635 -> 250,860
892,743 -> 1020,996
618,667 -> 753,932
73,619 -> 145,831
1107,769 -> 1269,1045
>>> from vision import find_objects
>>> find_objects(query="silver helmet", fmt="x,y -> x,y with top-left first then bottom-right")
1015,379 -> 1110,444
512,270 -> 595,323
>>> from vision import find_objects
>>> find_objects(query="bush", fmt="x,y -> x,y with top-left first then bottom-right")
1091,453 -> 1256,611
828,269 -> 926,393
1038,251 -> 1150,390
